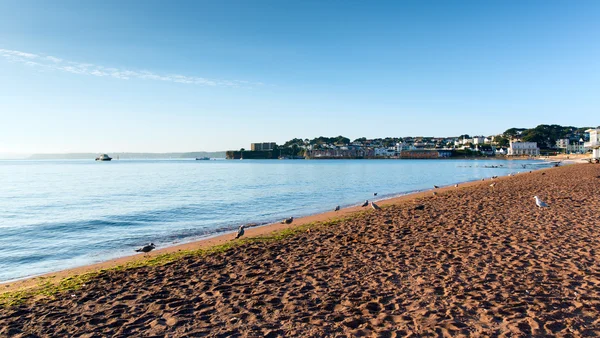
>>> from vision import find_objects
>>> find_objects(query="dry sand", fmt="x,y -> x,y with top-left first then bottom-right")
1,163 -> 600,337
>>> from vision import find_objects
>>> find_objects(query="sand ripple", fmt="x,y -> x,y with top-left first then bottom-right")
1,164 -> 600,337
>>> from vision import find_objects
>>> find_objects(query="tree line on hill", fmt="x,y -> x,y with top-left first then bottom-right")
272,124 -> 594,155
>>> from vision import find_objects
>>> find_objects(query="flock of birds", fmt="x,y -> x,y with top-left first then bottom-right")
135,170 -> 550,253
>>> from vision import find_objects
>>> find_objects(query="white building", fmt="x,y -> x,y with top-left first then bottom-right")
395,142 -> 414,152
472,136 -> 485,145
585,129 -> 600,159
508,141 -> 540,156
556,138 -> 570,149
374,147 -> 396,157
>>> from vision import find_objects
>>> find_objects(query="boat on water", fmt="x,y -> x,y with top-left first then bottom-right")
95,154 -> 112,161
195,157 -> 210,160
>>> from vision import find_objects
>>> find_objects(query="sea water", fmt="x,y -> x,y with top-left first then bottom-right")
0,158 -> 547,282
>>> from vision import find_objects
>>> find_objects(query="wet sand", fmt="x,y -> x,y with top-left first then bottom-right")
1,164 -> 600,337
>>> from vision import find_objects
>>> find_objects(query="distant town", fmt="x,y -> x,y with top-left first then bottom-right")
227,124 -> 600,160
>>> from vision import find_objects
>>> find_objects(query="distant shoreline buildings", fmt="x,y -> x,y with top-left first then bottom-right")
226,125 -> 599,160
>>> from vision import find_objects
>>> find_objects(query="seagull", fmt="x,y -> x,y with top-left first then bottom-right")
373,192 -> 378,196
433,185 -> 440,189
361,200 -> 369,207
481,178 -> 485,181
235,225 -> 245,239
135,243 -> 155,253
282,216 -> 294,224
371,201 -> 381,211
334,205 -> 340,212
454,184 -> 459,188
489,182 -> 496,189
433,192 -> 438,196
508,173 -> 513,177
534,196 -> 549,208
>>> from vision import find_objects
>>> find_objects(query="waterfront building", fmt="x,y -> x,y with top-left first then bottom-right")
567,142 -> 585,154
251,142 -> 277,151
472,136 -> 486,145
508,141 -> 540,156
556,138 -> 570,149
374,148 -> 397,157
584,129 -> 600,158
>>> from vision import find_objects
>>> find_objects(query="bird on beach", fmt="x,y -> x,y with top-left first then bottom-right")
373,192 -> 378,196
432,192 -> 438,196
371,201 -> 381,211
433,185 -> 440,189
334,205 -> 340,212
361,200 -> 369,207
135,243 -> 155,253
235,225 -> 245,239
534,196 -> 549,208
489,182 -> 496,189
282,217 -> 294,224
454,184 -> 459,188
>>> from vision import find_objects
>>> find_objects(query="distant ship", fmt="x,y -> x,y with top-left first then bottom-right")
195,157 -> 210,160
95,154 -> 112,161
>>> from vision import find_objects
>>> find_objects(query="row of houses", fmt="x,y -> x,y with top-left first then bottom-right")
245,128 -> 600,159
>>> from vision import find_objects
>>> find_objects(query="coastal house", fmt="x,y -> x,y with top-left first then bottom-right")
472,136 -> 486,145
496,148 -> 507,155
374,148 -> 397,157
584,128 -> 600,159
251,142 -> 277,151
556,138 -> 569,149
508,141 -> 540,156
395,142 -> 414,152
567,142 -> 585,154
475,145 -> 495,156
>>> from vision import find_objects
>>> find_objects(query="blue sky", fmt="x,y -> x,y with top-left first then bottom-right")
0,0 -> 598,155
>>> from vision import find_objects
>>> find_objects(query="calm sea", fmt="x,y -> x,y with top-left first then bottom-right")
0,159 -> 547,282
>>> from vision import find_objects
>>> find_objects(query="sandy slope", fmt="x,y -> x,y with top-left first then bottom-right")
1,164 -> 600,337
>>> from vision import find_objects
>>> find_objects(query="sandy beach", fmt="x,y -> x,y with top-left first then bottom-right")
1,163 -> 600,336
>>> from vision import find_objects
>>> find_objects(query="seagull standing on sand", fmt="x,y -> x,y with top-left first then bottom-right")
283,217 -> 294,224
334,205 -> 340,212
235,225 -> 245,239
135,243 -> 155,253
433,192 -> 438,196
361,200 -> 369,207
454,184 -> 459,188
490,182 -> 496,189
371,201 -> 381,211
534,196 -> 549,208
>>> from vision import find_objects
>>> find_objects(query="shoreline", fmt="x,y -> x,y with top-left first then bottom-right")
3,162 -> 599,336
0,164 -> 558,293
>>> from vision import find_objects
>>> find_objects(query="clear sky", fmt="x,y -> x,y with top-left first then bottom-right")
0,0 -> 598,155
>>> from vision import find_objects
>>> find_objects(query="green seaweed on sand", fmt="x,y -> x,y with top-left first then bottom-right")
0,217 -> 348,307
